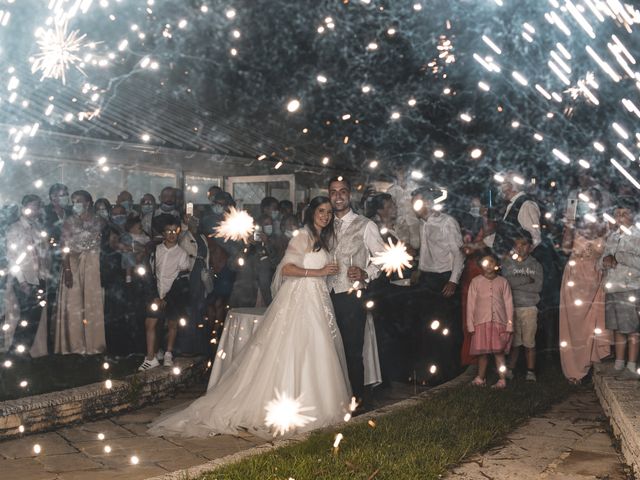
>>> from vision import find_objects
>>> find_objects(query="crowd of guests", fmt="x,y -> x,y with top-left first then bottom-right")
0,182 -> 309,373
0,169 -> 638,390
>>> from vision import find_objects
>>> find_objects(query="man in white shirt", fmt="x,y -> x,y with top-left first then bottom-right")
412,188 -> 465,381
5,195 -> 49,357
139,215 -> 191,371
328,176 -> 386,404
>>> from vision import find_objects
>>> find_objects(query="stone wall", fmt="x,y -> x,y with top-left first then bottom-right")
0,357 -> 205,440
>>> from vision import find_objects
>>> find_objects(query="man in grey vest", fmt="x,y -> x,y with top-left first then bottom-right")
327,176 -> 386,405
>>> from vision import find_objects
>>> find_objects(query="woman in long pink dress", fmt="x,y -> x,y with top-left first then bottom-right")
559,220 -> 611,383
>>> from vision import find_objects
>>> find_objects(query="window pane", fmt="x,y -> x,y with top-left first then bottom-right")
126,170 -> 177,203
185,175 -> 222,205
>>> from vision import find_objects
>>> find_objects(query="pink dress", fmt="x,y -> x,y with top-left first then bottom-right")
559,234 -> 611,381
467,275 -> 514,355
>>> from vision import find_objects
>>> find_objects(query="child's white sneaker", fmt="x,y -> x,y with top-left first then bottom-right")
163,351 -> 174,367
525,371 -> 537,383
138,357 -> 160,371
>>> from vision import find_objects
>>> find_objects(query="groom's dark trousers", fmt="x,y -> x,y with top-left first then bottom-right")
331,291 -> 366,400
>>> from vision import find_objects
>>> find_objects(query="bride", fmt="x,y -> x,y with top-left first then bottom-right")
149,196 -> 352,439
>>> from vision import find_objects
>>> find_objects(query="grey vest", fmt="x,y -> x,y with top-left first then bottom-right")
328,214 -> 371,294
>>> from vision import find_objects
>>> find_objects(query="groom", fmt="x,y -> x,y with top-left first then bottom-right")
327,176 -> 386,405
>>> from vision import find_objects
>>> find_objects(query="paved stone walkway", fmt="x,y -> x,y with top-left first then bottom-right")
446,389 -> 631,479
0,384 -> 266,480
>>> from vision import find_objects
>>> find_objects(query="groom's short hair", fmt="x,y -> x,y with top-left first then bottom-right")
328,175 -> 352,191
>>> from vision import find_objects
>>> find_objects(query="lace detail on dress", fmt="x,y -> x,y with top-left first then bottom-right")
322,288 -> 338,339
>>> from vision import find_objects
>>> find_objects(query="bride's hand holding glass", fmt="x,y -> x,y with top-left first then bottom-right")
321,262 -> 339,276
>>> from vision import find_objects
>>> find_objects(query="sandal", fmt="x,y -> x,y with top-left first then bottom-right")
491,378 -> 507,389
471,376 -> 486,387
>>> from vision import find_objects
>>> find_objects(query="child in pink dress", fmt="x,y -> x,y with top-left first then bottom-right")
467,253 -> 514,389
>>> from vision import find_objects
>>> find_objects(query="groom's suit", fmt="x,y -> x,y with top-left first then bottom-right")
328,209 -> 385,399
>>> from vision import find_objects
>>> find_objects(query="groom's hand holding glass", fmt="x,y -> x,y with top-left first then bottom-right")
347,266 -> 367,282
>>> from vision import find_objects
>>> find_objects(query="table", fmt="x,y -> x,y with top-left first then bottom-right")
208,307 -> 381,390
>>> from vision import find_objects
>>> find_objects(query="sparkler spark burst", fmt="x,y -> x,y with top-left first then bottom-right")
264,390 -> 316,437
31,17 -> 88,84
214,207 -> 255,243
371,238 -> 414,278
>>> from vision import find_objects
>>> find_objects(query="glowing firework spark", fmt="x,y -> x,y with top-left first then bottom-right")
264,390 -> 316,437
31,17 -> 88,84
371,238 -> 413,278
214,207 -> 255,243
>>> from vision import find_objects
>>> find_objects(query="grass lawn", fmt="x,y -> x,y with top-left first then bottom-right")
0,353 -> 143,401
200,364 -> 576,480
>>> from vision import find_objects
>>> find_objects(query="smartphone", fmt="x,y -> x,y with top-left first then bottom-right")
566,198 -> 577,221
186,202 -> 193,216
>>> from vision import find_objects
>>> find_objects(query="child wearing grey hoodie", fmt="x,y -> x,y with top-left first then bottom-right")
502,230 -> 543,382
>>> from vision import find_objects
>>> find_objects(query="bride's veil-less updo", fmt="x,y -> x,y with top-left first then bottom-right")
303,196 -> 335,252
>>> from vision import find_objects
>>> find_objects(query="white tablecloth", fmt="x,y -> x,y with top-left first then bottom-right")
208,307 -> 381,390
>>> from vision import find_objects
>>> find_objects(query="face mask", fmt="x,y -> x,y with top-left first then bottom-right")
141,204 -> 154,215
576,201 -> 590,217
284,229 -> 295,239
120,200 -> 132,212
96,209 -> 109,219
263,225 -> 273,236
72,203 -> 85,216
212,205 -> 225,215
160,203 -> 174,212
469,206 -> 481,217
112,214 -> 127,225
57,194 -> 69,207
271,210 -> 280,221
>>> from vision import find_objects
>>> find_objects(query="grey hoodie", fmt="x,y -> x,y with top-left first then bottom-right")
501,255 -> 543,308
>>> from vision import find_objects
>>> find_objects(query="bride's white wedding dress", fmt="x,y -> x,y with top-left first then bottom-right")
148,228 -> 352,439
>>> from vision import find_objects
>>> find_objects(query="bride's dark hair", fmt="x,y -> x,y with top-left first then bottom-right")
303,196 -> 334,252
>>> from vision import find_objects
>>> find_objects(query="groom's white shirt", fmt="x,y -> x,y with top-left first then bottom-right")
333,209 -> 386,287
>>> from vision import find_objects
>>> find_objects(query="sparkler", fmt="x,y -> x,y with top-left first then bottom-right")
214,207 -> 255,243
371,238 -> 413,279
31,17 -> 88,84
264,390 -> 316,437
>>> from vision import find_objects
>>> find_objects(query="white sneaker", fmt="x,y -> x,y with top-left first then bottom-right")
138,357 -> 160,371
156,349 -> 165,361
163,351 -> 174,367
526,371 -> 537,382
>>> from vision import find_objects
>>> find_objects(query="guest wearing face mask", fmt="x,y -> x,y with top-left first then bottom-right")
176,214 -> 211,355
204,192 -> 239,332
260,197 -> 281,237
273,214 -> 300,265
110,205 -> 128,231
43,183 -> 71,351
3,195 -> 49,358
254,215 -> 278,306
94,198 -> 112,221
139,193 -> 156,237
116,190 -> 135,216
278,200 -> 294,220
153,187 -> 181,236
55,190 -> 106,355
207,185 -> 222,205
